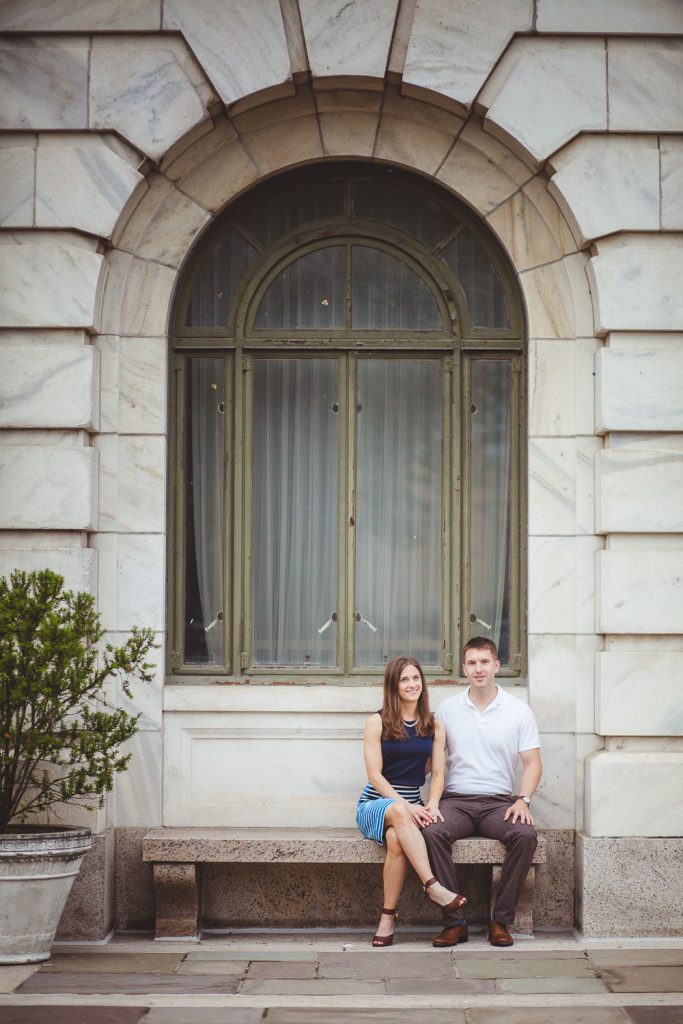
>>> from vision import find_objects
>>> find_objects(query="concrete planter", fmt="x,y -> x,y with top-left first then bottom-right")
0,826 -> 92,964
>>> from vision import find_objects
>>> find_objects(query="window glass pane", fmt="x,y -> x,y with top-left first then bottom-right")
355,359 -> 443,667
468,359 -> 511,665
252,359 -> 339,666
184,357 -> 226,665
352,179 -> 458,249
352,246 -> 442,329
240,179 -> 345,248
255,247 -> 346,329
186,229 -> 259,327
441,230 -> 510,328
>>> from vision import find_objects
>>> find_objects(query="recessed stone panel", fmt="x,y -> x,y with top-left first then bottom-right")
0,243 -> 102,328
596,651 -> 683,736
589,240 -> 683,334
596,448 -> 683,533
0,547 -> 96,595
537,0 -> 683,32
596,347 -> 683,433
300,0 -> 397,80
597,549 -> 683,634
0,343 -> 97,429
585,751 -> 683,836
0,445 -> 97,529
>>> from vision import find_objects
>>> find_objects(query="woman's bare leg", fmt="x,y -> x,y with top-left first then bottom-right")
383,803 -> 466,909
375,826 -> 408,938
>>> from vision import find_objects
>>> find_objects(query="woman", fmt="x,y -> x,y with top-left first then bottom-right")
356,655 -> 466,946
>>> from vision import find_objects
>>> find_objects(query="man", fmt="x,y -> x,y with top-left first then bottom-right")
423,636 -> 542,948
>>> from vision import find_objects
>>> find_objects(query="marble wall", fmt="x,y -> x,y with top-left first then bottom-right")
1,0 -> 682,939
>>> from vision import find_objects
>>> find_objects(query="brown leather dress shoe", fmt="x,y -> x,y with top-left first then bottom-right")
488,921 -> 514,946
432,923 -> 469,947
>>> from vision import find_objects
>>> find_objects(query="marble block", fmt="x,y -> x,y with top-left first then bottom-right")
0,0 -> 162,30
96,434 -> 166,533
519,259 -> 577,339
533,733 -> 576,830
608,39 -> 683,132
92,532 -> 166,631
0,243 -> 102,328
479,38 -> 606,163
89,35 -> 217,160
548,135 -> 659,245
596,651 -> 683,737
0,37 -> 88,130
661,138 -> 683,230
596,448 -> 683,533
597,549 -> 683,634
528,536 -> 601,635
487,177 -> 577,273
588,241 -> 683,333
585,751 -> 683,836
114,730 -> 163,827
0,139 -> 35,226
0,343 -> 97,428
436,119 -> 533,215
36,136 -> 144,239
114,174 -> 210,269
162,125 -> 258,213
100,251 -> 177,338
404,0 -> 532,113
163,0 -> 292,107
528,437 -> 597,536
0,547 -> 96,595
596,348 -> 683,432
528,634 -> 600,734
234,94 -> 324,176
300,0 -> 397,80
0,445 -> 97,529
537,0 -> 683,33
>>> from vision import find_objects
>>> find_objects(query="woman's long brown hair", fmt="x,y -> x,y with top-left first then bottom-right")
380,656 -> 434,740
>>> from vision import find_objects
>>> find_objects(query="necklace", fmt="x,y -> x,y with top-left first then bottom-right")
403,718 -> 417,726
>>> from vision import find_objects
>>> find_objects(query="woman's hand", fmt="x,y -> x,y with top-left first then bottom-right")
408,802 -> 435,828
423,800 -> 444,825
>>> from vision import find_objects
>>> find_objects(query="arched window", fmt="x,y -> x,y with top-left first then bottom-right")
169,163 -> 525,679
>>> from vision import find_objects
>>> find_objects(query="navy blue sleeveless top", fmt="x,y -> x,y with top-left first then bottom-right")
379,714 -> 434,788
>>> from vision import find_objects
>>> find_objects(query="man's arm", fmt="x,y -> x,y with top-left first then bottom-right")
504,748 -> 542,825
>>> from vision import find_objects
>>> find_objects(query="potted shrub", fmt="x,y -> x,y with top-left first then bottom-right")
0,568 -> 156,964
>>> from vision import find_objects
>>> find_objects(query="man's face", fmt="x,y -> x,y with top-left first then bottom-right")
462,647 -> 500,689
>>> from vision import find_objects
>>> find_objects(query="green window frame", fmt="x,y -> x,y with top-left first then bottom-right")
168,162 -> 526,681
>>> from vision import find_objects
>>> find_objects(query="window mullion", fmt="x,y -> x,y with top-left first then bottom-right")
345,354 -> 358,674
442,355 -> 454,673
235,346 -> 250,673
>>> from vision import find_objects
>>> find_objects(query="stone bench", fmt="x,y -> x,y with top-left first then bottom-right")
142,827 -> 546,940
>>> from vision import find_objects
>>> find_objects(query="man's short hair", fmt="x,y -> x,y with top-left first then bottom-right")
463,636 -> 498,659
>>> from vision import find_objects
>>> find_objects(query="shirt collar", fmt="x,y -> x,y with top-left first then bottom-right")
464,683 -> 503,710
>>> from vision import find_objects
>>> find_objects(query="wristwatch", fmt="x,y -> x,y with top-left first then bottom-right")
519,795 -> 531,805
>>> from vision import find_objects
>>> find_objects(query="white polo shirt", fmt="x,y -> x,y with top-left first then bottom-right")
436,685 -> 540,797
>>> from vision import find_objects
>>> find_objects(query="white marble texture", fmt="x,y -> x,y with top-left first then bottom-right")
92,532 -> 165,632
532,733 -> 575,829
436,119 -> 533,215
528,536 -> 602,635
300,0 -> 397,79
585,750 -> 683,836
0,445 -> 97,529
404,0 -> 532,113
0,0 -> 161,30
374,91 -> 462,175
0,138 -> 35,225
97,336 -> 168,436
528,635 -> 578,733
589,238 -> 683,333
235,92 -> 324,175
486,176 -> 577,273
0,547 -> 96,595
596,347 -> 683,432
575,733 -> 604,832
529,437 -> 598,536
608,39 -> 683,132
163,0 -> 291,106
0,37 -> 88,130
317,91 -> 382,158
99,251 -> 177,338
479,38 -> 606,163
661,138 -> 683,230
0,343 -> 97,429
114,730 -> 162,827
548,135 -> 660,245
89,35 -> 216,161
36,136 -> 144,239
596,448 -> 683,533
0,242 -> 103,328
528,338 -> 599,437
109,631 -> 164,731
597,549 -> 683,634
162,121 -> 258,213
114,174 -> 210,269
96,434 -> 166,533
537,0 -> 683,32
596,651 -> 683,737
519,259 -> 577,339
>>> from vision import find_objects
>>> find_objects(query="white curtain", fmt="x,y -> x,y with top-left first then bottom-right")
355,359 -> 443,667
252,359 -> 338,666
190,357 -> 225,664
469,360 -> 511,651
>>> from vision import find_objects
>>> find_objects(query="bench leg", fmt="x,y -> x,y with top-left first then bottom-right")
153,862 -> 201,940
490,864 -> 535,935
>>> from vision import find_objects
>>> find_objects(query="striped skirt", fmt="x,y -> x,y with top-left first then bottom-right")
355,783 -> 423,846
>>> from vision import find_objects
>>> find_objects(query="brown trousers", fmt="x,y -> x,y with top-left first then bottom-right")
422,793 -> 538,929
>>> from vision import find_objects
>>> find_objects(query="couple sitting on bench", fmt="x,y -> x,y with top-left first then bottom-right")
356,637 -> 542,949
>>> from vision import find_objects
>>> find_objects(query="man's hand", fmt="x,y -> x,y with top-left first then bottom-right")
504,798 -> 534,825
422,801 -> 444,825
408,803 -> 435,828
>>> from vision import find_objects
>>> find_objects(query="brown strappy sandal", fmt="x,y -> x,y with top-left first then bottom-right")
372,907 -> 398,947
423,876 -> 468,912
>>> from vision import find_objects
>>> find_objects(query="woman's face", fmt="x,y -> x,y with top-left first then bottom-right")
398,662 -> 423,703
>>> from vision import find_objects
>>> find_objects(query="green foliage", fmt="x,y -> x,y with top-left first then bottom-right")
0,569 -> 157,831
